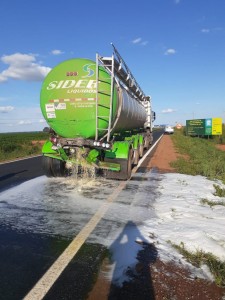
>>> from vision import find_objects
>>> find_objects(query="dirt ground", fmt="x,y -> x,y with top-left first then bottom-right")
88,135 -> 225,300
145,134 -> 181,172
216,144 -> 225,151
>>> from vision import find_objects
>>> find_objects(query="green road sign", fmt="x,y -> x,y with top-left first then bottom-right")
186,118 -> 222,136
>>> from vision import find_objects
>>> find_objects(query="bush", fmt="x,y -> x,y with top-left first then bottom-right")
0,143 -> 22,153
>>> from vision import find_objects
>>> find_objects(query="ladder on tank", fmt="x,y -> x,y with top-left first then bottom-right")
95,43 -> 147,142
95,54 -> 115,142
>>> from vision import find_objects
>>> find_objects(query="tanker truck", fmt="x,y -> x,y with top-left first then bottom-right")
40,44 -> 155,180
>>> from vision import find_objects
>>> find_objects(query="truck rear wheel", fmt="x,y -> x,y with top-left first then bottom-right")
42,156 -> 65,177
144,136 -> 151,150
42,156 -> 54,177
133,148 -> 139,165
52,158 -> 66,177
105,149 -> 133,180
139,143 -> 144,157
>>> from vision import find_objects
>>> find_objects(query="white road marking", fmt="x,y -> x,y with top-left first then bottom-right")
24,181 -> 127,300
24,134 -> 163,300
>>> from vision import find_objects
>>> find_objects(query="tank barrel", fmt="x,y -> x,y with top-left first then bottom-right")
40,45 -> 155,179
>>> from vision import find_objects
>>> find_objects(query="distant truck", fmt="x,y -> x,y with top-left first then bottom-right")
40,44 -> 155,180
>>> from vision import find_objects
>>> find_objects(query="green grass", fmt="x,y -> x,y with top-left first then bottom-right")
200,198 -> 225,208
168,241 -> 225,287
213,184 -> 225,197
171,128 -> 225,183
0,132 -> 48,162
200,184 -> 225,207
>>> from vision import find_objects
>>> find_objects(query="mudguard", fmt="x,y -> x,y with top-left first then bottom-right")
105,141 -> 131,159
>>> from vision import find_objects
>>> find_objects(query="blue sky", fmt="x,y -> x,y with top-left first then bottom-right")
0,0 -> 225,132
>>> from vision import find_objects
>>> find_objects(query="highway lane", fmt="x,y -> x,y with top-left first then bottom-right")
0,156 -> 44,192
0,131 -> 163,300
0,130 -> 163,193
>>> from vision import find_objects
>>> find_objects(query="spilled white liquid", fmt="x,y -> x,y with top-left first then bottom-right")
0,171 -> 225,285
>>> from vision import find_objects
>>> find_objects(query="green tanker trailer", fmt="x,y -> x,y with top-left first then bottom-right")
40,44 -> 155,180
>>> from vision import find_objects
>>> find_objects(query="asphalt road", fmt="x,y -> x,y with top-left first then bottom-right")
0,131 -> 163,300
0,156 -> 44,192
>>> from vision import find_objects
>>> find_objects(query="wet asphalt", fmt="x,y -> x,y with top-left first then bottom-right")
0,156 -> 44,192
0,131 -> 163,300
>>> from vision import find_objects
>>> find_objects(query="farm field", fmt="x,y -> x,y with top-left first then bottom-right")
0,132 -> 48,162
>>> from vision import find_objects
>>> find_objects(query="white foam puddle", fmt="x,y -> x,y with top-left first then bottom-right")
0,175 -> 118,236
0,172 -> 225,285
89,172 -> 225,285
142,173 -> 225,261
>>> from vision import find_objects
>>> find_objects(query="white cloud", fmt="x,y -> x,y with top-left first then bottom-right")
0,74 -> 6,82
201,28 -> 210,33
201,27 -> 224,34
174,0 -> 181,4
0,106 -> 47,132
164,48 -> 177,55
162,108 -> 177,113
0,53 -> 51,83
51,49 -> 64,55
0,106 -> 14,113
18,120 -> 32,125
132,37 -> 142,44
132,37 -> 148,46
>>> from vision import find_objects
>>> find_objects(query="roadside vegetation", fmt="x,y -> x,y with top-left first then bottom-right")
170,126 -> 225,183
168,241 -> 225,287
213,183 -> 225,197
169,127 -> 225,286
200,198 -> 225,208
0,132 -> 48,162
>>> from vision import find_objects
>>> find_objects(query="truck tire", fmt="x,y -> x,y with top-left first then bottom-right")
51,158 -> 66,177
42,156 -> 54,177
139,143 -> 144,158
105,149 -> 133,180
144,136 -> 151,150
42,156 -> 65,177
133,148 -> 139,165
